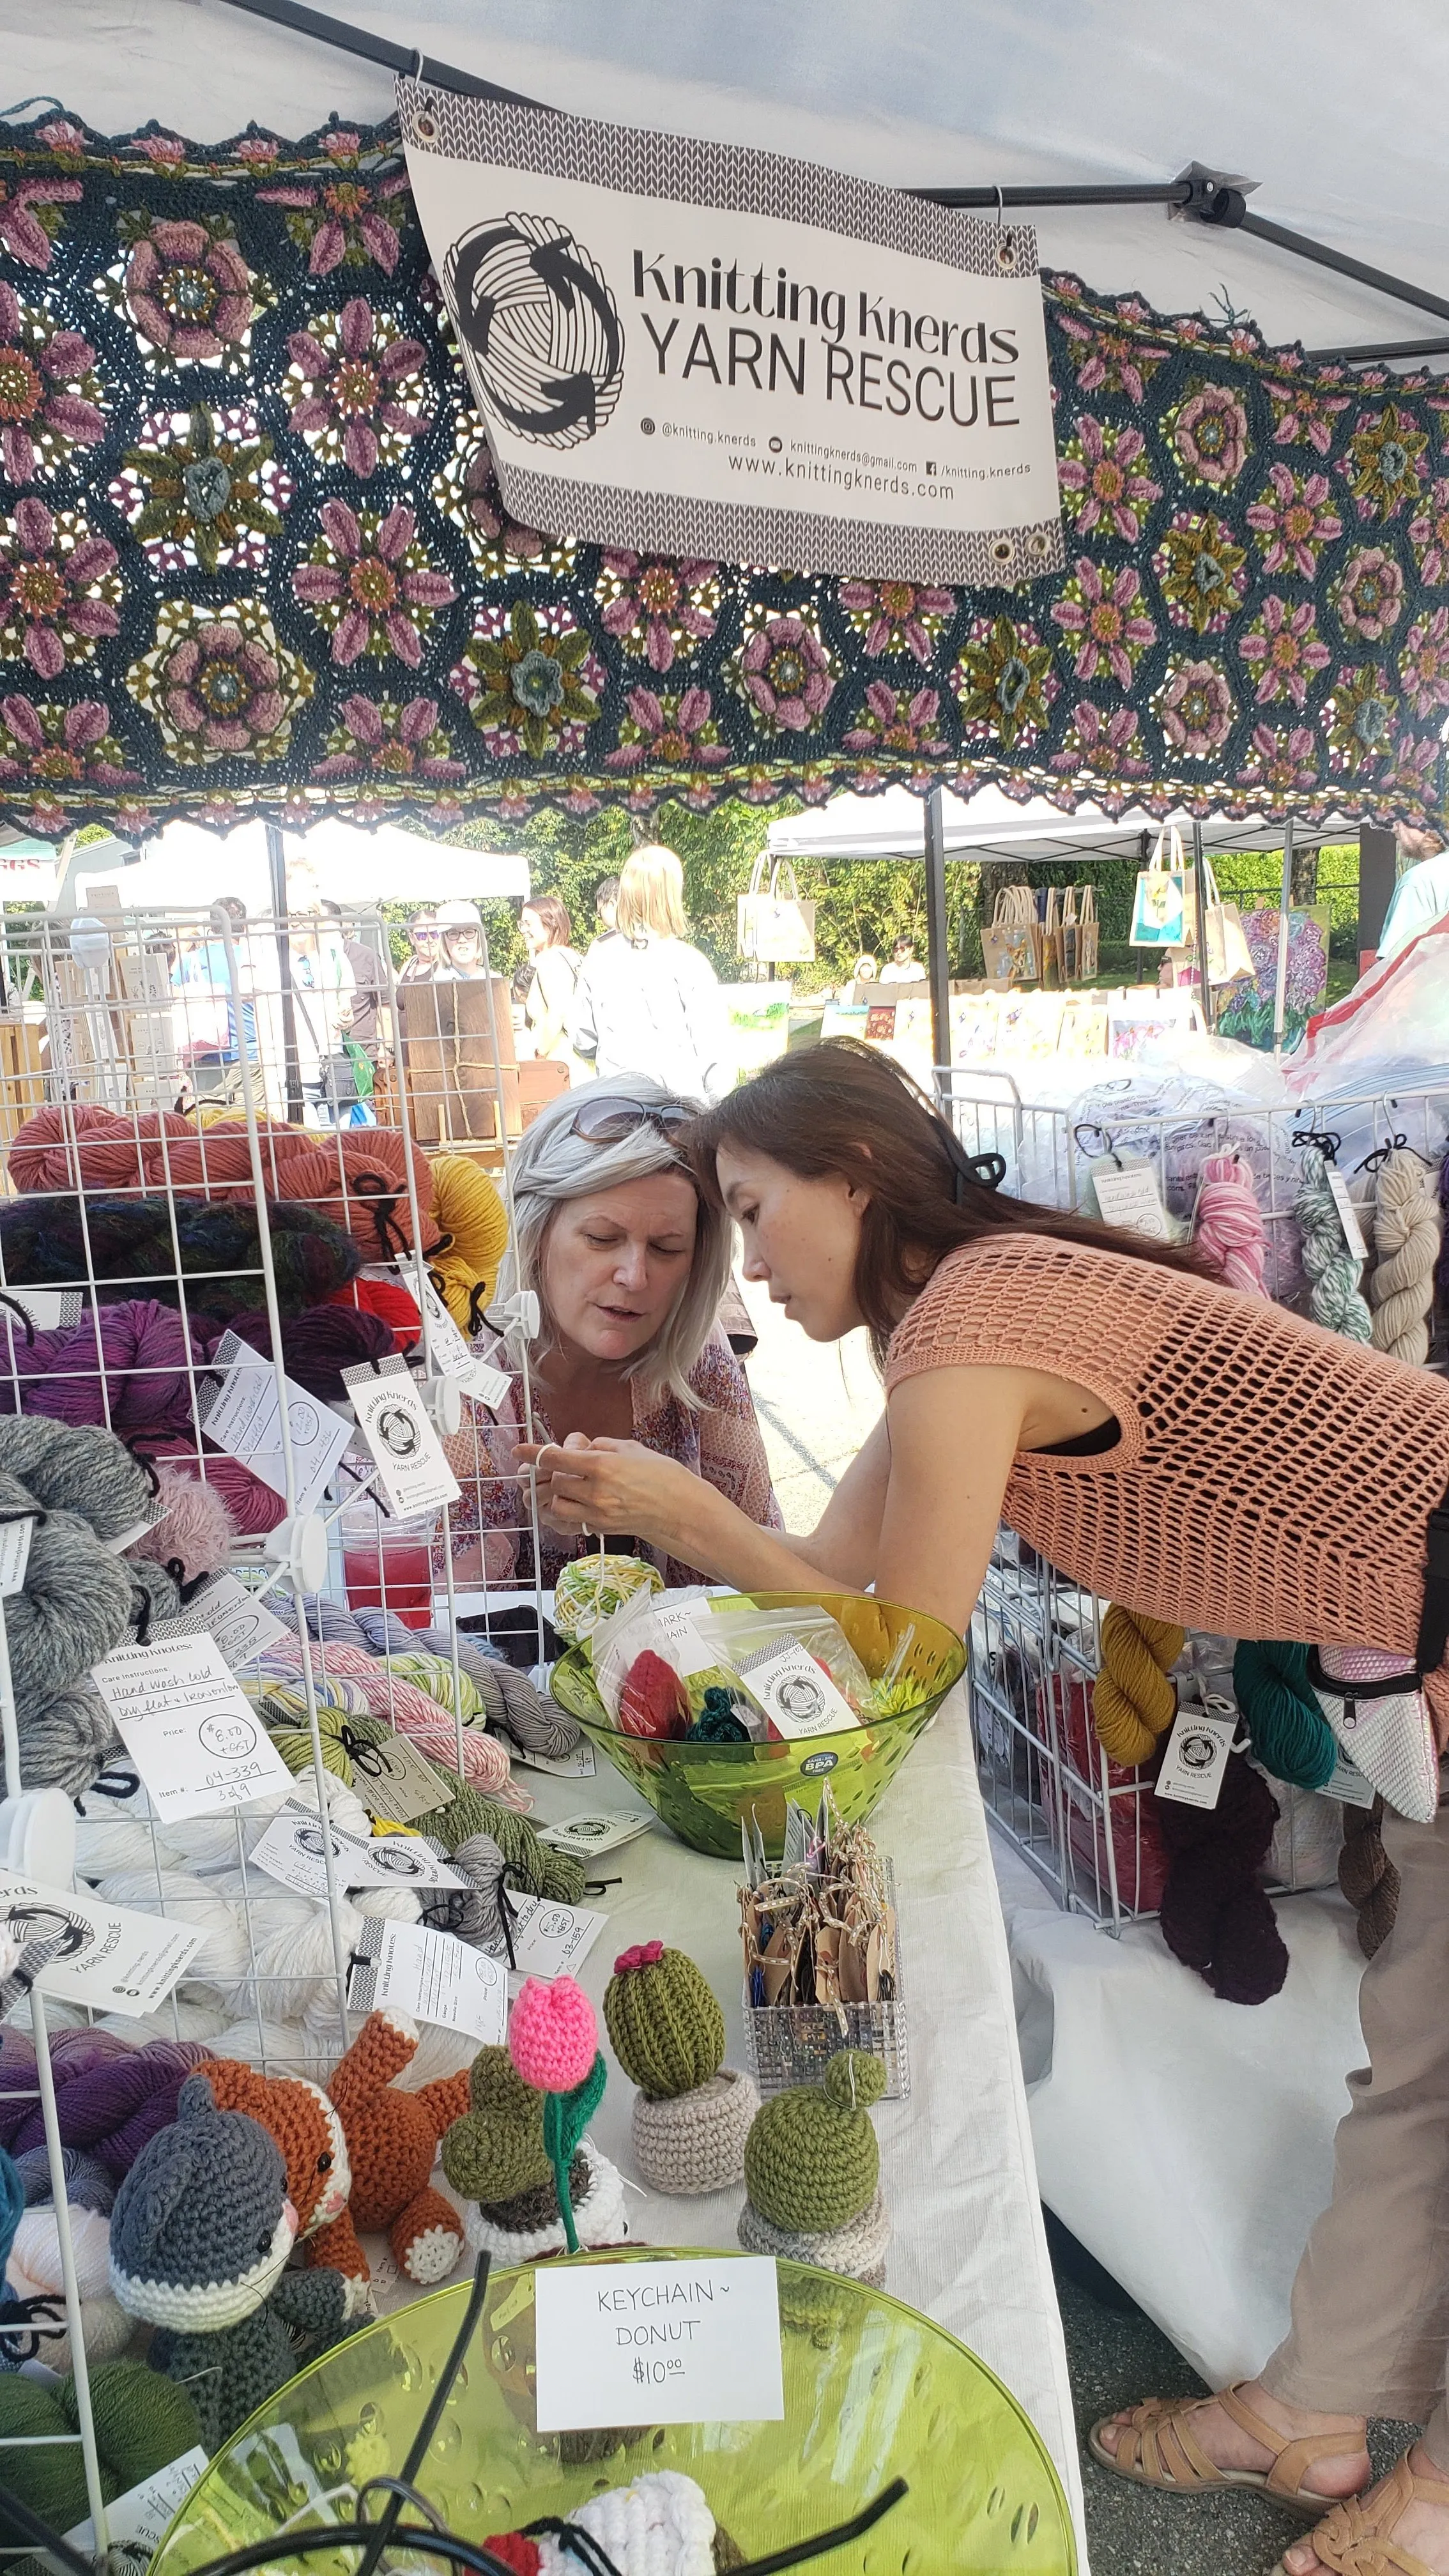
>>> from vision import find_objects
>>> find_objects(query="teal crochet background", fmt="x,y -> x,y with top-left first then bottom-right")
1,105 -> 1446,840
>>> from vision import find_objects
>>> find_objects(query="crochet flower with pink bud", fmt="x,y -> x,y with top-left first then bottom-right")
509,1975 -> 598,2093
613,1942 -> 664,1977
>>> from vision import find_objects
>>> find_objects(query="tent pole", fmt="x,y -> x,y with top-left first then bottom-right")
266,823 -> 305,1124
1190,818 -> 1214,1034
924,785 -> 951,1085
1272,816 -> 1294,1059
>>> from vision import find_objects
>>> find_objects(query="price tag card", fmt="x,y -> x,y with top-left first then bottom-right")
0,1515 -> 34,1598
533,2256 -> 784,2432
1156,1705 -> 1237,1809
348,1729 -> 454,1826
413,1268 -> 480,1383
250,1813 -> 466,1899
161,1571 -> 294,1671
0,1869 -> 204,2016
1325,1753 -> 1378,1809
509,1739 -> 597,1779
91,1634 -> 295,1821
503,1894 -> 608,1979
199,1333 -> 353,1514
537,1810 -> 654,1857
0,1287 -> 82,1333
737,1639 -> 859,1742
1326,1168 -> 1370,1264
347,1917 -> 507,2043
1091,1160 -> 1171,1241
468,1360 -> 515,1410
66,2447 -> 209,2566
342,1353 -> 461,1517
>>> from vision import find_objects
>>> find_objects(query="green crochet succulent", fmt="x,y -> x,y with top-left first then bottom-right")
441,2046 -> 552,2204
743,2050 -> 885,2235
604,1941 -> 725,2101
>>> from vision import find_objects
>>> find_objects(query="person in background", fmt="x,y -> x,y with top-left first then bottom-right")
519,892 -> 584,1077
399,911 -> 441,983
593,875 -> 621,942
1376,826 -> 1449,962
880,934 -> 923,982
435,1075 -> 781,1589
436,900 -> 489,981
285,861 -> 356,1127
172,894 -> 257,1103
570,844 -> 732,1103
321,899 -> 386,1057
852,952 -> 880,984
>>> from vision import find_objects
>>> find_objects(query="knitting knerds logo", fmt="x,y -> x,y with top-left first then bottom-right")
445,213 -> 625,448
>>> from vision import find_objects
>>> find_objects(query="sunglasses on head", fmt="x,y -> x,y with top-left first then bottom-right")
566,1096 -> 694,1147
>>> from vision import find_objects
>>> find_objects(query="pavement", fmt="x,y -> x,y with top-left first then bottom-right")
739,1278 -> 1422,2575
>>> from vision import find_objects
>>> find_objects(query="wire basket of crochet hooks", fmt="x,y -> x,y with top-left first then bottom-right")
0,888 -> 574,2556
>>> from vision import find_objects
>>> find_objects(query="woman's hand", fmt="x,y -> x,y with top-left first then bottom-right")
517,1436 -> 702,1549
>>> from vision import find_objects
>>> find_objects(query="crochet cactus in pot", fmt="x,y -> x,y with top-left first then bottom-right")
738,2049 -> 891,2286
441,1981 -> 628,2264
604,1941 -> 759,2196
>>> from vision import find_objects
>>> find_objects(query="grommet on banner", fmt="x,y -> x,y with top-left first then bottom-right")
263,1513 -> 329,1597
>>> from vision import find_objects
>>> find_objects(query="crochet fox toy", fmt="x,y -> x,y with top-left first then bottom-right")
200,2060 -> 369,2315
303,2010 -> 471,2290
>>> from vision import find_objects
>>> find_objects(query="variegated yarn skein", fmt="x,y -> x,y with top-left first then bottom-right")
1193,1151 -> 1269,1296
1295,1145 -> 1372,1342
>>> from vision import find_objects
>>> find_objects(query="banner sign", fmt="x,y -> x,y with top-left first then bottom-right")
400,84 -> 1064,585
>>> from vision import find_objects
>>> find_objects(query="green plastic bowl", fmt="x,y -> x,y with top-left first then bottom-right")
149,2248 -> 1073,2576
550,1590 -> 964,1859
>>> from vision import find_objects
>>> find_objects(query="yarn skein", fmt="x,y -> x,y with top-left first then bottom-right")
427,1154 -> 509,1330
1370,1149 -> 1441,1366
1090,1605 -> 1185,1767
1193,1151 -> 1269,1296
1232,1639 -> 1337,1791
1153,1752 -> 1289,2005
0,1416 -> 153,1542
1296,1144 -> 1372,1342
1338,1795 -> 1400,1959
0,1193 -> 362,1321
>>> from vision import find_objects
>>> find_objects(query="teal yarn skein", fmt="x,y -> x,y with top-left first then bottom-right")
1232,1639 -> 1337,1790
1296,1145 -> 1372,1343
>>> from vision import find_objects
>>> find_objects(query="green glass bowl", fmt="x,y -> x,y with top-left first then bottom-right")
550,1590 -> 964,1859
150,2248 -> 1073,2576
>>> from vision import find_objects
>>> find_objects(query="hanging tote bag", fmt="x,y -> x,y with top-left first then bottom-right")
1130,827 -> 1190,948
1041,884 -> 1064,991
737,855 -> 816,965
981,885 -> 1041,986
1200,859 -> 1255,986
1077,884 -> 1100,979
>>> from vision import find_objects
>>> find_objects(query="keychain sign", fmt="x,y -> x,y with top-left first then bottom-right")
533,2256 -> 784,2431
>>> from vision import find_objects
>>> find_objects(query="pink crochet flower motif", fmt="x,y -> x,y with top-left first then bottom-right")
0,178 -> 82,272
509,1975 -> 599,2092
613,1942 -> 664,1977
124,220 -> 256,362
0,286 -> 103,486
286,297 -> 430,480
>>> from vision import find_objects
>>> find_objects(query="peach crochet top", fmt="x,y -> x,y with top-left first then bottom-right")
884,1235 -> 1449,1729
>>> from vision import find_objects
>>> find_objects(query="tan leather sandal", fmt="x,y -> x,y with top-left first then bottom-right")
1269,2454 -> 1448,2576
1088,2382 -> 1367,2515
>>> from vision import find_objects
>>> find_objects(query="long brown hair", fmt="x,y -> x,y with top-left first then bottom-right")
687,1039 -> 1208,1361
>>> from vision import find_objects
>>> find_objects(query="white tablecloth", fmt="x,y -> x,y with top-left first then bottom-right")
506,1684 -> 1087,2552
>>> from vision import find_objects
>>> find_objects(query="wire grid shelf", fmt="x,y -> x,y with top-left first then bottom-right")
939,1060 -> 1449,1931
0,889 -> 555,2550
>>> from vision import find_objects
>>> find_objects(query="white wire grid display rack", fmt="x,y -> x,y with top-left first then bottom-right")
937,1061 -> 1449,1932
0,895 -> 556,2552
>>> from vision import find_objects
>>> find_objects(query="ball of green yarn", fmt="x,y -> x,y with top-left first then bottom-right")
604,1945 -> 725,2099
63,2360 -> 201,2485
1232,1640 -> 1336,1790
441,2045 -> 551,2203
267,1724 -> 353,1784
0,2361 -> 199,2542
0,2379 -> 90,2537
744,2050 -> 883,2235
336,1717 -> 587,1899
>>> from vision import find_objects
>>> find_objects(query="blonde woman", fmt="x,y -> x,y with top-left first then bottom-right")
569,843 -> 732,1102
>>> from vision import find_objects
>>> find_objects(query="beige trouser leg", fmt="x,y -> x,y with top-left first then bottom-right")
1261,1788 -> 1449,2464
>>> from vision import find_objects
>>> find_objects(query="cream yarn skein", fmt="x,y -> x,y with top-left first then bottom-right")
1370,1147 -> 1442,1365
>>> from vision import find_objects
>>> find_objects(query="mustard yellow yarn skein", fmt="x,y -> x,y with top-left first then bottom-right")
1090,1604 -> 1184,1767
427,1153 -> 509,1331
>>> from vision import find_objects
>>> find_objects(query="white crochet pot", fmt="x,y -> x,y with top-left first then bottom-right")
737,2183 -> 891,2287
631,2067 -> 759,2195
463,2140 -> 628,2264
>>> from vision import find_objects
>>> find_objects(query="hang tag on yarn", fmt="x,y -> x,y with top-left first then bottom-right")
347,1915 -> 507,2043
91,1633 -> 295,1821
65,2444 -> 210,2564
414,1269 -> 480,1382
342,1353 -> 461,1517
0,1514 -> 34,1598
1326,1169 -> 1370,1265
509,1740 -> 597,1779
1156,1704 -> 1238,1809
537,1810 -> 654,1856
0,1288 -> 82,1334
1091,1160 -> 1170,1242
159,1572 -> 293,1671
502,1893 -> 608,1981
199,1335 -> 354,1514
735,1639 -> 859,1742
1324,1753 -> 1378,1810
533,2254 -> 784,2433
0,1868 -> 204,2016
348,1728 -> 454,1827
250,1812 -> 464,1898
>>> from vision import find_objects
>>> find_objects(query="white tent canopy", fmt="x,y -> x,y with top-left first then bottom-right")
6,0 -> 1448,361
59,820 -> 529,918
769,785 -> 1354,868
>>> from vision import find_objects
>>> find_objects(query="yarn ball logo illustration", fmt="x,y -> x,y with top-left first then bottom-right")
445,211 -> 624,448
777,1674 -> 826,1724
374,1402 -> 422,1461
1179,1729 -> 1218,1771
3,1904 -> 93,1964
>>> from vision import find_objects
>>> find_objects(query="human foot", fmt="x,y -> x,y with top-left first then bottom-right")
1281,2448 -> 1449,2576
1092,2379 -> 1368,2504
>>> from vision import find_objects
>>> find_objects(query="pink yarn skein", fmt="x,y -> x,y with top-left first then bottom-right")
509,1975 -> 598,2092
1194,1150 -> 1269,1296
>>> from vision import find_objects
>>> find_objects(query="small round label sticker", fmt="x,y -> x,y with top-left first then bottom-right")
801,1750 -> 839,1777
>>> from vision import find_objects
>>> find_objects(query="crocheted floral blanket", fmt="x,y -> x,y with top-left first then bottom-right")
1,105 -> 1445,839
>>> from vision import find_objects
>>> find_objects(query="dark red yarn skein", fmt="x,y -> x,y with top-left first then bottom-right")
1152,1752 -> 1289,2005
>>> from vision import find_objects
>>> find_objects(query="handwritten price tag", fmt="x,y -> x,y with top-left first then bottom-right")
533,2257 -> 784,2432
90,1635 -> 294,1821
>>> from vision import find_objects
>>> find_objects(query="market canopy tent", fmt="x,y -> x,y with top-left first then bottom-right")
6,821 -> 530,916
2,0 -> 1448,850
769,783 -> 1357,866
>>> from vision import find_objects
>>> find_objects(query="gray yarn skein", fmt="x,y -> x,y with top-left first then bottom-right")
3,1512 -> 133,1714
305,1596 -> 581,1758
420,1832 -> 509,1949
0,1420 -> 153,1542
12,1682 -> 122,1797
127,1558 -> 184,1630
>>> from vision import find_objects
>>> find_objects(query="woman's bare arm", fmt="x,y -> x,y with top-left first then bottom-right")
873,1367 -> 1027,1630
